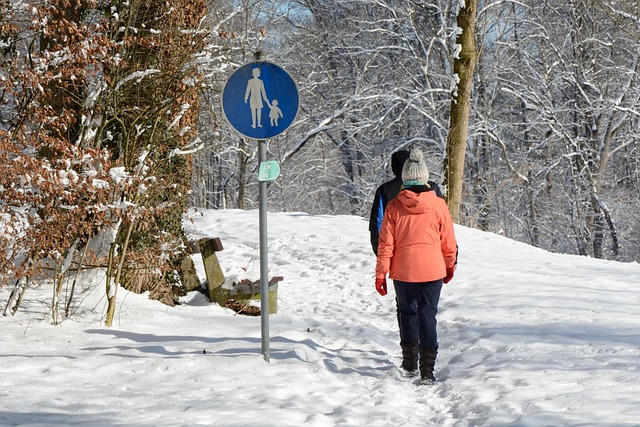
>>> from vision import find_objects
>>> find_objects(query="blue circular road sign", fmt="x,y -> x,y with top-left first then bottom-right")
222,61 -> 299,140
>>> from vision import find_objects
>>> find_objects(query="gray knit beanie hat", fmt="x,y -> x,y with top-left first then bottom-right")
402,148 -> 429,183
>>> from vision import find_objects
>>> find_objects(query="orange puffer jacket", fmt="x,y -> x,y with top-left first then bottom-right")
375,187 -> 457,283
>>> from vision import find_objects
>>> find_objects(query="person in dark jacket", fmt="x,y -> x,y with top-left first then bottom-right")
369,150 -> 443,255
375,148 -> 457,385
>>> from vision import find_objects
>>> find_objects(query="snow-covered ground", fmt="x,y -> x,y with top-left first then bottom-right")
2,208 -> 639,426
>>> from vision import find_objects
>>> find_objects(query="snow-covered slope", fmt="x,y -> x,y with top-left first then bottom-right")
1,209 -> 639,426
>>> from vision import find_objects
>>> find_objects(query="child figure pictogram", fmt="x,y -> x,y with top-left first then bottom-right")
268,99 -> 283,126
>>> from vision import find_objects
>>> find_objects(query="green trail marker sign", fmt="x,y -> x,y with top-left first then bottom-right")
258,160 -> 280,182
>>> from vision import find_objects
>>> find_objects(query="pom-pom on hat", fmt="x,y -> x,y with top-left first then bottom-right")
402,148 -> 429,183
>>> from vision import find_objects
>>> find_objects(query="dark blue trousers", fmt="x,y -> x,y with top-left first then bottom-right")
393,279 -> 443,351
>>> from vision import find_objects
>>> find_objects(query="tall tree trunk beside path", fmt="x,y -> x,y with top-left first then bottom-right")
444,0 -> 478,223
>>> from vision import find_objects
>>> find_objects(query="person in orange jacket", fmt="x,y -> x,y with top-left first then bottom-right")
375,148 -> 458,384
368,150 -> 444,255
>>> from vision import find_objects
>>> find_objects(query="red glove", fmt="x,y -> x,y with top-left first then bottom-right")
375,277 -> 387,296
443,267 -> 455,284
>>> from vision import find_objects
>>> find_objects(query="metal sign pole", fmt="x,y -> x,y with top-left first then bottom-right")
254,51 -> 270,362
258,137 -> 270,362
221,50 -> 298,363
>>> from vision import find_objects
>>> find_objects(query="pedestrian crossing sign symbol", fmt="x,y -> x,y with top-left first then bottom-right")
222,61 -> 299,140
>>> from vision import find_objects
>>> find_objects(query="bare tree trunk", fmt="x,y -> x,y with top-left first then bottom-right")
3,258 -> 32,317
444,0 -> 478,223
52,263 -> 63,325
526,170 -> 540,247
65,240 -> 91,317
237,138 -> 248,209
105,220 -> 135,327
4,278 -> 27,317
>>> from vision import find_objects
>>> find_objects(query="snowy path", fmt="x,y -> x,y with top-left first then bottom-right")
1,209 -> 639,426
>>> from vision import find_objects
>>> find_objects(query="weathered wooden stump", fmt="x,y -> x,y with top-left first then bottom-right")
198,237 -> 281,314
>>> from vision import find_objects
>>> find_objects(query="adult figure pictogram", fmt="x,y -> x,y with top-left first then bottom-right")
244,68 -> 269,129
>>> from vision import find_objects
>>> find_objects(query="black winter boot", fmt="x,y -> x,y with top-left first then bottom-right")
419,349 -> 438,385
400,341 -> 419,376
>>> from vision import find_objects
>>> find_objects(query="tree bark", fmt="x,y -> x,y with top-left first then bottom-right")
444,0 -> 478,223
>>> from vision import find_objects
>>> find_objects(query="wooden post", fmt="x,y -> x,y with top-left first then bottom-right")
199,237 -> 225,302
